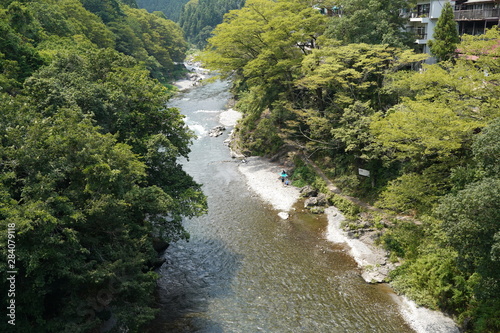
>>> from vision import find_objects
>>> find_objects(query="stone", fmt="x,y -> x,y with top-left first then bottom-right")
278,212 -> 289,219
300,185 -> 318,197
304,196 -> 318,207
208,125 -> 226,137
316,193 -> 328,206
309,206 -> 325,214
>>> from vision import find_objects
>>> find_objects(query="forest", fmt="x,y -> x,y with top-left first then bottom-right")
138,0 -> 246,48
0,0 -> 207,331
199,0 -> 500,332
1,0 -> 499,332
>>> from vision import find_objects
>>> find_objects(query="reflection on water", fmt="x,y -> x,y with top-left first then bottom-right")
146,80 -> 414,332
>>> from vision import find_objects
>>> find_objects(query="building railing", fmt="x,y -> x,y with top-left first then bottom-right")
408,11 -> 430,18
454,8 -> 500,20
416,33 -> 428,40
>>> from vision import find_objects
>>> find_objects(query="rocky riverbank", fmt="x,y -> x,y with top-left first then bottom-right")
174,60 -> 208,91
236,154 -> 459,333
192,72 -> 460,333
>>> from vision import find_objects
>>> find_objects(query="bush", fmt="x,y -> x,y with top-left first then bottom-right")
291,158 -> 316,187
380,220 -> 423,259
389,247 -> 475,315
375,173 -> 439,214
327,193 -> 361,219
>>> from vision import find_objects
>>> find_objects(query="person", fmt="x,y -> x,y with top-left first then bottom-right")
284,179 -> 290,186
280,170 -> 288,183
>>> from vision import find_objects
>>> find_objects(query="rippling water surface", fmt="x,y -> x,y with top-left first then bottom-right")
146,79 -> 415,333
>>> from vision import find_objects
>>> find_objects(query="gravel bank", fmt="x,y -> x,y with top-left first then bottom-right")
238,156 -> 300,214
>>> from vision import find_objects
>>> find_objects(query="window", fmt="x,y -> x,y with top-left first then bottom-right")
417,3 -> 430,17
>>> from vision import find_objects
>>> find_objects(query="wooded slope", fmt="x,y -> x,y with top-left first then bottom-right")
0,1 -> 206,331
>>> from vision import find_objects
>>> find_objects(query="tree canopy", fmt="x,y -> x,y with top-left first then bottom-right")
200,0 -> 500,329
0,0 -> 205,331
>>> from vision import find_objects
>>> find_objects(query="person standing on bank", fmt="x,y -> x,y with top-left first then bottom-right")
280,170 -> 288,183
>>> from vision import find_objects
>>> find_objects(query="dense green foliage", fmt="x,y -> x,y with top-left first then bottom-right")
137,0 -> 245,48
0,0 -> 205,332
137,0 -> 189,21
325,0 -> 415,48
201,0 -> 500,330
179,0 -> 245,48
428,2 -> 460,62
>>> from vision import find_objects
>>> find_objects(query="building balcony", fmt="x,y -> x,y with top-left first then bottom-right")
454,8 -> 500,21
414,33 -> 428,44
410,16 -> 430,23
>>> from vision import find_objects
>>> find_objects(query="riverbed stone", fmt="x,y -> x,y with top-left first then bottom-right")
304,196 -> 318,207
309,206 -> 325,214
278,212 -> 289,219
208,125 -> 226,137
300,185 -> 318,197
316,193 -> 327,206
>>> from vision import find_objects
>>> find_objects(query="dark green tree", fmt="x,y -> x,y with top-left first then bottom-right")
137,0 -> 190,22
0,2 -> 204,330
427,2 -> 460,62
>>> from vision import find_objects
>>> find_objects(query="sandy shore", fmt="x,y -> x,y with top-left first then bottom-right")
219,108 -> 241,127
238,156 -> 300,214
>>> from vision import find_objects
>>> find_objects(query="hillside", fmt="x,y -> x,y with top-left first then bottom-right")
136,0 -> 189,21
199,0 -> 500,331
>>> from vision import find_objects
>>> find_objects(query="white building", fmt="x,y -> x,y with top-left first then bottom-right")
404,0 -> 500,63
404,0 -> 449,63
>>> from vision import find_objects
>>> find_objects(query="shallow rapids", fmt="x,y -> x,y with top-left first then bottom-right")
146,78 -> 415,332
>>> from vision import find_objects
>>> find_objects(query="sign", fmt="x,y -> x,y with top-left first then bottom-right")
358,168 -> 370,177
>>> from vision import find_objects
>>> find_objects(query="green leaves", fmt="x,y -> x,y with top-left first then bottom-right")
325,0 -> 414,48
371,100 -> 481,162
0,1 -> 202,330
428,2 -> 460,62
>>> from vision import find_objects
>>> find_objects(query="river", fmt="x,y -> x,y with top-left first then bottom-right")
145,77 -> 416,332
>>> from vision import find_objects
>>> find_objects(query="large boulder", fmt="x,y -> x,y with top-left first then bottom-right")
300,185 -> 318,197
316,193 -> 328,206
209,125 -> 226,137
304,196 -> 318,207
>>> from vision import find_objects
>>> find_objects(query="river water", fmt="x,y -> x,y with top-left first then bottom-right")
146,78 -> 415,332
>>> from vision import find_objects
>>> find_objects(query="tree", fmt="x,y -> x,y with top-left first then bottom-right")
178,0 -> 245,48
0,106 -> 174,331
201,0 -> 326,87
427,2 -> 460,62
298,43 -> 426,110
324,0 -> 414,49
370,100 -> 482,164
0,1 -> 205,330
137,0 -> 190,22
121,6 -> 188,81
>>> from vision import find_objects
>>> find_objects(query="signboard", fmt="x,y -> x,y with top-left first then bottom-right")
358,168 -> 370,177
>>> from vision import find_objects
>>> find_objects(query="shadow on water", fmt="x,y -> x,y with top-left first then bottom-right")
146,238 -> 242,333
